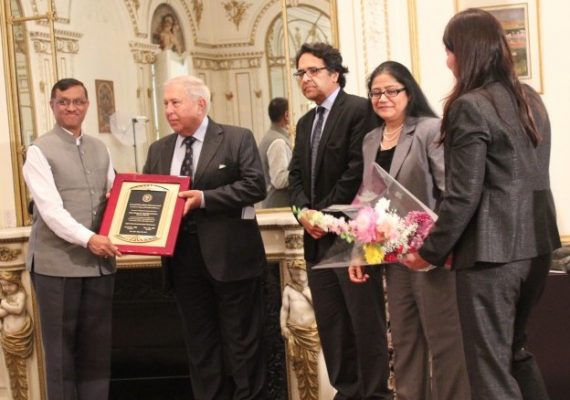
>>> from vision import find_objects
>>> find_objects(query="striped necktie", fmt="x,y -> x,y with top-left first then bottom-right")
310,106 -> 325,201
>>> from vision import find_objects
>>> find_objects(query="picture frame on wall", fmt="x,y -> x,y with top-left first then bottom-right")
95,79 -> 116,133
455,0 -> 543,93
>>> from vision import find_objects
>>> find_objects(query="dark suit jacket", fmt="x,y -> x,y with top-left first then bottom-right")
419,83 -> 560,269
289,90 -> 379,263
143,118 -> 267,281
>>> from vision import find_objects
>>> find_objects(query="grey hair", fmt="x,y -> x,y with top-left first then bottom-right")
164,75 -> 211,113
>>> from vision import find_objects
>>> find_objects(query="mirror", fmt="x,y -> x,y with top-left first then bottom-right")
1,0 -> 339,224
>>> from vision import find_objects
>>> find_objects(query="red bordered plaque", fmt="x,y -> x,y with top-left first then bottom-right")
99,173 -> 190,256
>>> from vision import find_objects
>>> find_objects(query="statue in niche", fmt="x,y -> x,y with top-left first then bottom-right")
155,13 -> 184,54
280,261 -> 320,400
0,271 -> 33,400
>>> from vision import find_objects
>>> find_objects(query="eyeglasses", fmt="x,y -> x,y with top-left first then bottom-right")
368,88 -> 406,100
52,98 -> 88,107
293,66 -> 327,79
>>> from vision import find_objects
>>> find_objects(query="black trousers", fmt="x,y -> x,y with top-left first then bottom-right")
31,273 -> 115,400
307,264 -> 392,400
456,254 -> 551,400
170,233 -> 266,400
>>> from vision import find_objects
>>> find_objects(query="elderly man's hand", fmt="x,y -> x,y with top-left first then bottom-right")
179,190 -> 203,215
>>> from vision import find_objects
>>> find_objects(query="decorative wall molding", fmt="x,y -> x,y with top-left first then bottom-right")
191,51 -> 263,71
29,29 -> 82,55
129,41 -> 160,64
123,0 -> 145,39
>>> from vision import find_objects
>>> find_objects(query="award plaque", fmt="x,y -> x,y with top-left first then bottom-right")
99,173 -> 190,256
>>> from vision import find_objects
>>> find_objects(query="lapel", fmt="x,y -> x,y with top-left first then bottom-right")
389,118 -> 416,178
160,134 -> 178,174
193,117 -> 224,185
312,90 -> 346,174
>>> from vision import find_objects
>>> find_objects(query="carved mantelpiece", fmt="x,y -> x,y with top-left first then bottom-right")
0,228 -> 42,400
0,223 -> 568,399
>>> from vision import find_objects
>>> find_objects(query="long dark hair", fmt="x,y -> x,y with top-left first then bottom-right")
442,8 -> 540,145
367,61 -> 437,118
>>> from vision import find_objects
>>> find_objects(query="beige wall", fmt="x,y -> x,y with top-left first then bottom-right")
340,0 -> 570,236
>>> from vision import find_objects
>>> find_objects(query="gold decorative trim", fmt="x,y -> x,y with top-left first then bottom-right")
29,29 -> 82,54
116,256 -> 161,270
191,51 -> 263,71
0,270 -> 34,400
285,258 -> 306,270
407,0 -> 420,82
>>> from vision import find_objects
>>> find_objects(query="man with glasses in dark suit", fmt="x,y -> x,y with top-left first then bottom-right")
288,43 -> 392,399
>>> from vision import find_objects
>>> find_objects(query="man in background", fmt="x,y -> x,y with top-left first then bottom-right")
258,97 -> 292,208
288,42 -> 391,399
143,75 -> 267,400
23,78 -> 121,400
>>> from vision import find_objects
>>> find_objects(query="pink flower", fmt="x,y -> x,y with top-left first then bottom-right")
350,207 -> 378,243
405,211 -> 435,250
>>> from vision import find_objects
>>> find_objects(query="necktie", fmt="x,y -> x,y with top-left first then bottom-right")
180,136 -> 197,233
310,106 -> 325,201
180,136 -> 197,177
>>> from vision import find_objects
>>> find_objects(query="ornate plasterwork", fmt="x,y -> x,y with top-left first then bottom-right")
129,41 -> 161,64
0,247 -> 22,263
222,1 -> 252,30
192,0 -> 204,27
123,0 -> 145,39
29,29 -> 82,54
361,0 -> 390,77
285,259 -> 306,270
190,51 -> 263,71
285,234 -> 304,250
192,0 -> 279,49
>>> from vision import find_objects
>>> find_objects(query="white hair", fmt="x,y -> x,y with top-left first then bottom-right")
164,75 -> 211,113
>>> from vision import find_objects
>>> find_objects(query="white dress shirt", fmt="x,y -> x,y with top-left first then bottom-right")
266,138 -> 291,190
23,129 -> 115,248
169,116 -> 208,207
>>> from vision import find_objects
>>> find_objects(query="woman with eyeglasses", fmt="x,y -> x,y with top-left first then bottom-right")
403,9 -> 560,400
348,61 -> 471,400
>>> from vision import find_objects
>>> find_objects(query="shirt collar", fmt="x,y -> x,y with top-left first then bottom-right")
318,86 -> 341,113
177,116 -> 209,146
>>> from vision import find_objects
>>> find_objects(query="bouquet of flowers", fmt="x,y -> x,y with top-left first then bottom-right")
296,163 -> 437,269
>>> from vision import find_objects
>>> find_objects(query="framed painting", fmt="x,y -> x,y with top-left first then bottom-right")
455,0 -> 543,92
95,79 -> 116,133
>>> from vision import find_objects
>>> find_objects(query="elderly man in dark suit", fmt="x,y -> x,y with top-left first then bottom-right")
288,42 -> 391,399
143,75 -> 267,400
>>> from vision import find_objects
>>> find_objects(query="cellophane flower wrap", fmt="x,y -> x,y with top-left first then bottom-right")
295,163 -> 437,269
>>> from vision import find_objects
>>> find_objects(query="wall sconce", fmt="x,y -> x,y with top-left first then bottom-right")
254,89 -> 262,98
225,91 -> 234,101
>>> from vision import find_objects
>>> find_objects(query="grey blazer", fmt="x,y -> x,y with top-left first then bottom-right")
143,117 -> 267,281
419,83 -> 560,269
361,116 -> 444,210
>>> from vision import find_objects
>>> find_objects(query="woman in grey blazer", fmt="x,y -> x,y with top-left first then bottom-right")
404,9 -> 561,400
349,61 -> 470,400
